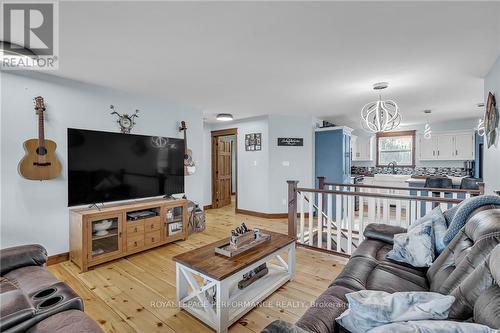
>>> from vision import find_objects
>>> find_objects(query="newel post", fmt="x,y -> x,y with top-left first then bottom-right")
478,182 -> 485,195
287,180 -> 299,239
318,176 -> 326,190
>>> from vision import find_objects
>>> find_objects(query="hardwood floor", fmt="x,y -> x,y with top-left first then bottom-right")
49,201 -> 345,333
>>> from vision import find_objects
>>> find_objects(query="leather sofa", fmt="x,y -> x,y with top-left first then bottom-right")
0,244 -> 103,333
263,205 -> 500,333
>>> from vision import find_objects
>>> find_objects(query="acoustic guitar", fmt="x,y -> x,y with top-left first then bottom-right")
18,96 -> 62,180
179,121 -> 196,175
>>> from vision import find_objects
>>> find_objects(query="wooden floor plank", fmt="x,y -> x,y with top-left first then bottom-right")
48,199 -> 344,332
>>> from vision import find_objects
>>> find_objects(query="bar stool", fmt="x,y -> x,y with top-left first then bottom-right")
425,177 -> 453,208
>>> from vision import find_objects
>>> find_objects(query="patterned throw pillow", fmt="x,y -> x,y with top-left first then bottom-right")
336,290 -> 456,333
386,220 -> 435,267
366,320 -> 497,333
443,195 -> 500,245
410,207 -> 448,254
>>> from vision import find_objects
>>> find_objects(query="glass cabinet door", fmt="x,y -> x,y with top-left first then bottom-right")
89,215 -> 122,260
165,206 -> 184,237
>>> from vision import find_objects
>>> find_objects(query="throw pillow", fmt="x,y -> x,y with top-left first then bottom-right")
443,195 -> 500,245
386,220 -> 435,267
409,206 -> 448,254
366,320 -> 497,333
336,290 -> 455,333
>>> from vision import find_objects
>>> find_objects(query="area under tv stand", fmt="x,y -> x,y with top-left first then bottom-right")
69,198 -> 188,272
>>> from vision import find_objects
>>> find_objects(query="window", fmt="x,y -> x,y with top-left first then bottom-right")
376,130 -> 415,167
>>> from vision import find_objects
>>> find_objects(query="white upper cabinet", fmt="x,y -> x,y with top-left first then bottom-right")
419,131 -> 474,161
454,133 -> 475,160
352,136 -> 373,161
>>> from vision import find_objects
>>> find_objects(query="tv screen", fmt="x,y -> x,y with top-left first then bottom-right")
67,128 -> 184,206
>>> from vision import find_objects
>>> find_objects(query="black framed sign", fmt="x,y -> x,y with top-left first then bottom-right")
245,133 -> 262,151
277,137 -> 303,146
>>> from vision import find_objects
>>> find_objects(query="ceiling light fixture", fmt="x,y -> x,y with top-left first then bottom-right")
423,110 -> 432,140
216,113 -> 233,122
476,118 -> 485,137
360,82 -> 401,133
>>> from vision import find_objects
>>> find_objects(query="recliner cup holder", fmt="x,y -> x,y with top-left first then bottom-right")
37,295 -> 63,309
33,287 -> 57,300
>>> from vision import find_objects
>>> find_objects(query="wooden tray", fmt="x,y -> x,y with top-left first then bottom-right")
214,233 -> 271,258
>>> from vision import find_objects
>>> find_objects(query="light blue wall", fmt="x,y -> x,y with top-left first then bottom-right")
0,72 -> 204,255
483,56 -> 500,193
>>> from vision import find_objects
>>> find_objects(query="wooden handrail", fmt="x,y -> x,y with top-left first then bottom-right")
297,187 -> 463,204
319,180 -> 482,194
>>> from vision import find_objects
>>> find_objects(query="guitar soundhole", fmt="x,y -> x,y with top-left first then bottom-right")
36,147 -> 48,155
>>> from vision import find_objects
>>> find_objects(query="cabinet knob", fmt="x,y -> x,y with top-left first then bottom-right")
134,241 -> 137,246
134,227 -> 137,232
151,237 -> 155,242
150,224 -> 154,229
119,232 -> 122,238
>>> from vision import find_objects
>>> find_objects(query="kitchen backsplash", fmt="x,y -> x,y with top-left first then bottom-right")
351,166 -> 470,177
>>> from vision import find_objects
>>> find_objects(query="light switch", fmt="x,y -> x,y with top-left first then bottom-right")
282,161 -> 290,167
253,160 -> 258,166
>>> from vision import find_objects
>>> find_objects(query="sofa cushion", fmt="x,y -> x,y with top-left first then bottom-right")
427,208 -> 500,293
26,310 -> 103,333
367,320 -> 497,333
332,257 -> 428,292
474,286 -> 500,329
362,224 -> 406,244
4,266 -> 60,296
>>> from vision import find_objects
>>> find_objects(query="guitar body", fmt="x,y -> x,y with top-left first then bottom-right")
19,139 -> 62,180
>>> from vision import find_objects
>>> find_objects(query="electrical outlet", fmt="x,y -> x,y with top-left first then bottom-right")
282,161 -> 290,167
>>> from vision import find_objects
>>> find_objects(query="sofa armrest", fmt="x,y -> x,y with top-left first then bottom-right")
363,224 -> 407,244
0,244 -> 47,276
0,278 -> 35,331
261,320 -> 309,333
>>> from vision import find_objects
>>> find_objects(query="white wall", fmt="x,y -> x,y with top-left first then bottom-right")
0,72 -> 204,255
203,115 -> 314,213
204,117 -> 270,212
483,56 -> 500,193
352,118 -> 478,168
268,115 -> 314,213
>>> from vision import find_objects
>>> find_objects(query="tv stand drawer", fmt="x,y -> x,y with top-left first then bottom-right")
126,221 -> 144,235
127,234 -> 145,251
144,217 -> 161,232
145,230 -> 161,246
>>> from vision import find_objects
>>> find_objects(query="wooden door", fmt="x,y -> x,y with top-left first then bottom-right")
214,137 -> 232,208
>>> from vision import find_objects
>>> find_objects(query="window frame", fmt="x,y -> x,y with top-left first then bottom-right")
376,130 -> 416,168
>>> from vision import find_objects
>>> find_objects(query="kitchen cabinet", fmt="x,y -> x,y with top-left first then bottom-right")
419,131 -> 474,161
352,136 -> 373,161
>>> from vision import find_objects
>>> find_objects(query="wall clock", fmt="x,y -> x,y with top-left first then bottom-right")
110,105 -> 139,134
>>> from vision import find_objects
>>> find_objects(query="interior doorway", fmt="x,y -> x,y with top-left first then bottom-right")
211,128 -> 237,210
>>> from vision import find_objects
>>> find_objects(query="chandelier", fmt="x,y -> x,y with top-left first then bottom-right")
476,118 -> 485,137
361,82 -> 401,133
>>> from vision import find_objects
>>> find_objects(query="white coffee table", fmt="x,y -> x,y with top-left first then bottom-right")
173,231 -> 296,333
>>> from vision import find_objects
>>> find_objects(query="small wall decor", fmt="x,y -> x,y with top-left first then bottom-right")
245,133 -> 261,151
277,137 -> 303,146
110,105 -> 139,134
484,92 -> 498,148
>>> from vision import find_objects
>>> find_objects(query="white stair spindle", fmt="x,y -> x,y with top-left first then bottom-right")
308,192 -> 313,246
317,193 -> 323,248
327,192 -> 333,251
336,186 -> 342,253
299,192 -> 305,243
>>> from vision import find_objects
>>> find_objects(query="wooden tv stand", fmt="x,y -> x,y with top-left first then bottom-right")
69,198 -> 188,272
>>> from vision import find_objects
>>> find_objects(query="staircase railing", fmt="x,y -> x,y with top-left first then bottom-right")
287,178 -> 483,257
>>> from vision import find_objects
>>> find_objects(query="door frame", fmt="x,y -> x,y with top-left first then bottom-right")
211,128 -> 238,211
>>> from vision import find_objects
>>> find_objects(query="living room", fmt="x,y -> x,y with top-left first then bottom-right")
1,1 -> 500,333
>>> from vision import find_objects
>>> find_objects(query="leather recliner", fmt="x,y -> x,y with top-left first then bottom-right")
0,244 -> 103,333
262,205 -> 500,333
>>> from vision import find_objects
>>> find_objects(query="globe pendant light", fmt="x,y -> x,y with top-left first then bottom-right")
361,82 -> 401,133
423,110 -> 432,140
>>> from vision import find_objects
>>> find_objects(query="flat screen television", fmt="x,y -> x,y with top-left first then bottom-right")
67,128 -> 184,206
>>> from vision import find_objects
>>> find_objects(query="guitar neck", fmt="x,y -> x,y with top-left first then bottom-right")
38,112 -> 45,147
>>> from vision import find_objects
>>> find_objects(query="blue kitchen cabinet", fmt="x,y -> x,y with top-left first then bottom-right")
315,127 -> 352,187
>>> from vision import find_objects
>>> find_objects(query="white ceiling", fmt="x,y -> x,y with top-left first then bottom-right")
51,1 -> 500,127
